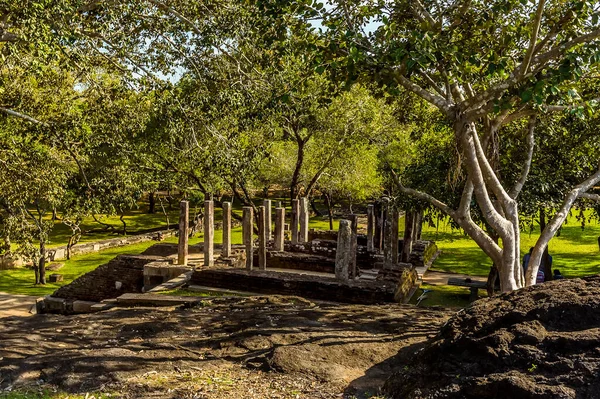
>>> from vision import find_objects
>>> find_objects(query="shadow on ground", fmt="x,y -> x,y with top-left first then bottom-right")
0,296 -> 452,398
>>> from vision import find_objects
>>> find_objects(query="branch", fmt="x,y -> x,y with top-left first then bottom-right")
580,192 -> 600,201
509,117 -> 536,199
460,123 -> 511,234
519,0 -> 546,78
388,167 -> 456,218
417,70 -> 447,98
546,98 -> 600,112
526,166 -> 600,285
411,0 -> 437,29
390,167 -> 502,262
463,28 -> 600,115
0,107 -> 49,126
392,71 -> 452,115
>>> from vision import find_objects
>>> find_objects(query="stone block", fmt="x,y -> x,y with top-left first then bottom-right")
49,274 -> 63,282
44,296 -> 66,312
72,300 -> 97,313
47,263 -> 64,271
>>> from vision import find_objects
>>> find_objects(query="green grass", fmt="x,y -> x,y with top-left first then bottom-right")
0,240 -> 165,296
409,283 -> 479,308
407,214 -> 600,279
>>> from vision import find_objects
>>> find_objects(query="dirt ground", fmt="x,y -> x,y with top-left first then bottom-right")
0,292 -> 36,318
0,295 -> 451,398
385,275 -> 600,399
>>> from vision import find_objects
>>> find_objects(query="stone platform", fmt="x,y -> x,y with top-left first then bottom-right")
190,268 -> 416,305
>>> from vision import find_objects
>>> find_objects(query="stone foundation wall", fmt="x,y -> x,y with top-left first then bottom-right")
51,255 -> 163,302
254,252 -> 335,273
399,240 -> 438,267
284,239 -> 379,269
191,268 -> 397,304
46,230 -> 177,262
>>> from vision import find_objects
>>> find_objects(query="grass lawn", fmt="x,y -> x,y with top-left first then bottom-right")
408,283 -> 479,308
406,213 -> 600,279
0,209 -> 336,297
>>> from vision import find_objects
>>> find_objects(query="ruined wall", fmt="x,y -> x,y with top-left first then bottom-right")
52,255 -> 163,302
191,268 -> 397,304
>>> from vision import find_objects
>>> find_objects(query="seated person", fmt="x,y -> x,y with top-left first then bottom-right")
536,269 -> 545,284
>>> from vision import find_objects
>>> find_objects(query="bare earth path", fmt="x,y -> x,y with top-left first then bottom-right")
423,270 -> 486,285
0,292 -> 37,318
0,295 -> 451,398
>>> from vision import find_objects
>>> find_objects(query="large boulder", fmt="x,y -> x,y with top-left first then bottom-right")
385,275 -> 600,399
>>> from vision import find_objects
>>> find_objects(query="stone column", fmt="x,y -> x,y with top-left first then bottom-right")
263,199 -> 272,241
203,200 -> 214,267
274,207 -> 285,251
291,199 -> 299,244
258,206 -> 267,270
367,204 -> 375,252
349,215 -> 358,279
222,202 -> 232,257
178,200 -> 189,266
335,219 -> 352,282
299,197 -> 309,243
243,207 -> 253,270
391,209 -> 399,264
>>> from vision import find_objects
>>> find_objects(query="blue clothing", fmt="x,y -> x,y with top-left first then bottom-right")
536,270 -> 545,284
523,253 -> 531,272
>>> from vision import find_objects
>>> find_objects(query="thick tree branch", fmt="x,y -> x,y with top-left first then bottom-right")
392,71 -> 452,115
580,192 -> 600,201
460,123 -> 511,234
526,166 -> 600,285
519,0 -> 546,78
509,117 -> 536,199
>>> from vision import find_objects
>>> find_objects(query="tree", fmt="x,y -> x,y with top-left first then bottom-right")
295,0 -> 600,291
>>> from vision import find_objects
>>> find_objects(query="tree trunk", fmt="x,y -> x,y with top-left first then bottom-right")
290,138 -> 305,201
159,196 -> 170,230
38,241 -> 46,285
486,265 -> 499,297
34,264 -> 39,285
325,193 -> 334,230
120,214 -> 127,236
486,233 -> 500,296
413,211 -> 423,241
310,198 -> 324,217
401,211 -> 415,263
148,191 -> 156,214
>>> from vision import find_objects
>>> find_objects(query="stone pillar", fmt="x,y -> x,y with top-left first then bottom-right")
263,199 -> 272,241
274,207 -> 285,251
258,205 -> 267,270
391,209 -> 399,264
203,200 -> 214,267
335,219 -> 352,282
291,199 -> 299,244
299,197 -> 309,243
243,207 -> 253,270
349,215 -> 358,279
222,202 -> 232,257
367,204 -> 375,252
178,200 -> 189,266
